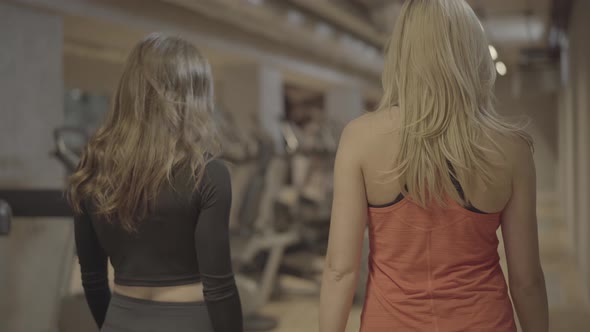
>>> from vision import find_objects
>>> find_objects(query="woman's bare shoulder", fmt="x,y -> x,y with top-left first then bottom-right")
482,128 -> 534,173
339,107 -> 401,160
345,107 -> 400,137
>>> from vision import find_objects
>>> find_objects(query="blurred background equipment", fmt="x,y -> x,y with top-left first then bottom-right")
0,0 -> 588,331
0,200 -> 12,236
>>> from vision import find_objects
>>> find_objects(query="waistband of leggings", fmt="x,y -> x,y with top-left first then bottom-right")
111,292 -> 206,308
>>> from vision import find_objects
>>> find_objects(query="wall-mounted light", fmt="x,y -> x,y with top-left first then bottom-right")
495,61 -> 507,76
489,45 -> 498,60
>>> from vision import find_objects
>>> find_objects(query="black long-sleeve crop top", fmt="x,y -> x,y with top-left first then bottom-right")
73,159 -> 243,331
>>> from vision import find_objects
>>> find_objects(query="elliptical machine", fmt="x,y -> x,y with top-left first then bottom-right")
51,126 -> 89,173
217,109 -> 299,331
275,118 -> 338,282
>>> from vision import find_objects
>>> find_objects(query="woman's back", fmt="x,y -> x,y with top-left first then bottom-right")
355,108 -> 516,331
319,104 -> 547,332
85,160 -> 228,289
68,34 -> 243,332
319,1 -> 548,331
359,108 -> 512,212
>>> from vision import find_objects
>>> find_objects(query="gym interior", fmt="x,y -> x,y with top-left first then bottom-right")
0,0 -> 589,331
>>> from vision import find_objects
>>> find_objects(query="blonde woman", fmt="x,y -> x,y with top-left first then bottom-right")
319,1 -> 548,331
68,34 -> 242,332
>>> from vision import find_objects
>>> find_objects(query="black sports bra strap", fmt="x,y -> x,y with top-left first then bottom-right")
446,161 -> 466,200
370,163 -> 488,214
446,161 -> 488,214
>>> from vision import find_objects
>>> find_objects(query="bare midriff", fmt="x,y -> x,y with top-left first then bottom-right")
113,282 -> 204,302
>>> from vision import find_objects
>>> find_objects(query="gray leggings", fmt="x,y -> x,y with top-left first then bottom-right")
101,293 -> 213,332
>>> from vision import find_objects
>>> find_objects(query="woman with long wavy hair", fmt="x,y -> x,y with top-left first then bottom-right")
68,33 -> 242,332
319,1 -> 548,331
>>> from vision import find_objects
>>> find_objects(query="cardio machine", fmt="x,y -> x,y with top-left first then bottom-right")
217,109 -> 299,331
275,119 -> 337,281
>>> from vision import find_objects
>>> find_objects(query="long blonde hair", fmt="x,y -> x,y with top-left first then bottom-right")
378,0 -> 532,206
68,33 -> 220,231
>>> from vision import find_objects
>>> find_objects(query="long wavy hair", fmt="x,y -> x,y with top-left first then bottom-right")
378,0 -> 533,207
68,33 -> 221,231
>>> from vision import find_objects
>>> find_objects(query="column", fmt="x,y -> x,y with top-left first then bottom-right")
0,3 -> 71,332
216,64 -> 285,229
217,64 -> 285,152
574,14 -> 590,304
558,81 -> 577,254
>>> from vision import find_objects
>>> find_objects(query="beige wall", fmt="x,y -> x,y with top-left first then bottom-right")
217,64 -> 285,151
564,0 -> 590,303
494,73 -> 560,196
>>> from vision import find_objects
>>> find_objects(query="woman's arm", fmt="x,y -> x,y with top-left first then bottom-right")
501,138 -> 549,332
319,124 -> 368,332
196,160 -> 243,332
73,209 -> 111,328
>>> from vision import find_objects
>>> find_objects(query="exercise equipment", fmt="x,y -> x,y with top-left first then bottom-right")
218,111 -> 300,330
276,120 -> 338,281
215,108 -> 263,233
230,154 -> 298,330
51,127 -> 88,173
280,118 -> 370,302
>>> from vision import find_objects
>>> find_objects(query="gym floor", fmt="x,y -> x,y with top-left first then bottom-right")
259,274 -> 361,332
260,201 -> 590,332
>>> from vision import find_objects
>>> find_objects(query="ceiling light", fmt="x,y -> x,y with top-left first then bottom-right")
489,45 -> 498,60
495,61 -> 507,76
246,0 -> 263,5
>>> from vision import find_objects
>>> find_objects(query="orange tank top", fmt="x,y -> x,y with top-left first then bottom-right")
360,196 -> 516,332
